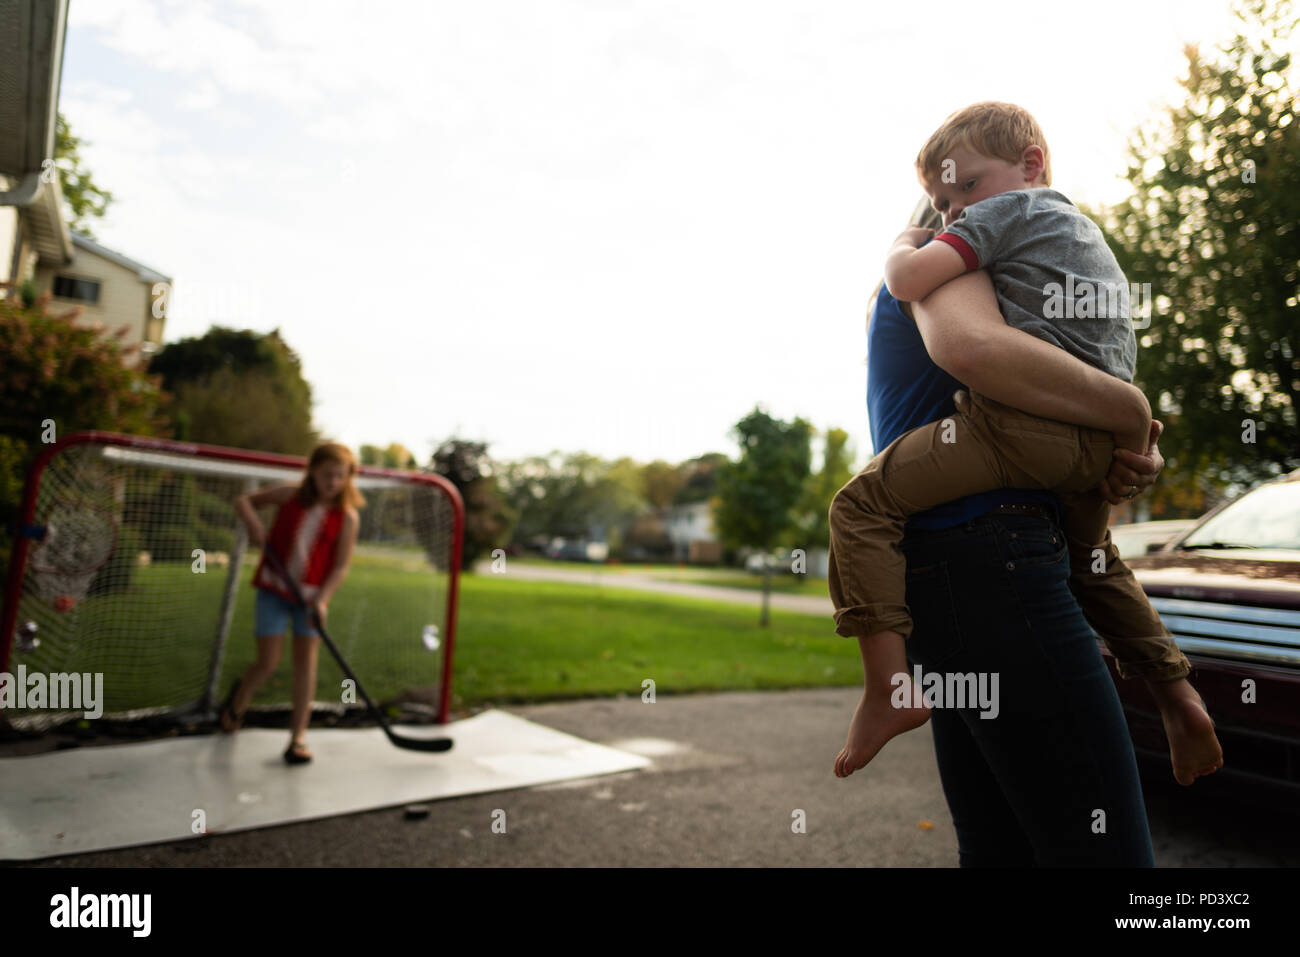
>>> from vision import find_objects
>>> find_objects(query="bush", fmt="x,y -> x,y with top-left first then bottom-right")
195,521 -> 234,555
0,292 -> 169,584
145,524 -> 196,563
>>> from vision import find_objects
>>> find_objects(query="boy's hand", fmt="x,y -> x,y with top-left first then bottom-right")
311,599 -> 328,626
895,226 -> 935,248
1099,419 -> 1164,504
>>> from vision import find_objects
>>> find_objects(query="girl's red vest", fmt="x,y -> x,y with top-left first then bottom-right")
251,494 -> 346,603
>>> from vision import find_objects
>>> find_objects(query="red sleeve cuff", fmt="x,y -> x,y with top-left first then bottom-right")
933,232 -> 978,272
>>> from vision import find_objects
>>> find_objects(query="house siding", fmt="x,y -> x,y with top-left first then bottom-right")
34,246 -> 156,363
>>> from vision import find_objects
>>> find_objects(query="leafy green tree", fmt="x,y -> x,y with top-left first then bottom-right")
148,327 -> 317,454
494,454 -> 556,549
168,366 -> 317,455
360,443 -> 417,469
713,407 -> 813,625
148,326 -> 299,393
431,438 -> 512,572
672,452 -> 729,505
1092,0 -> 1300,494
599,457 -> 649,552
495,452 -> 645,555
641,460 -> 685,510
0,293 -> 168,581
53,112 -> 115,238
794,426 -> 857,554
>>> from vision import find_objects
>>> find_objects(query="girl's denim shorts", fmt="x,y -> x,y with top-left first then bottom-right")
254,587 -> 320,638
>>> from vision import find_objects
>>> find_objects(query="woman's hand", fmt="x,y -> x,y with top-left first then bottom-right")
1098,419 -> 1165,505
311,599 -> 329,627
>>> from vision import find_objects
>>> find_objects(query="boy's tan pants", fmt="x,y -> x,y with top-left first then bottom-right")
827,389 -> 1191,682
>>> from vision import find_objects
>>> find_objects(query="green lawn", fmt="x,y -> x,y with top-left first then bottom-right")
451,573 -> 853,709
19,550 -> 855,722
22,547 -> 448,716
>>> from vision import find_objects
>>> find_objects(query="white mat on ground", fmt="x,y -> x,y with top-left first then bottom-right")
0,709 -> 650,861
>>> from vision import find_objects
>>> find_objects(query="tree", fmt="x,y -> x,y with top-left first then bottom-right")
673,452 -> 729,505
360,443 -> 417,469
0,292 -> 168,581
148,327 -> 317,454
627,459 -> 688,563
53,112 -> 115,238
148,326 -> 299,393
793,426 -> 857,555
168,366 -> 317,455
494,452 -> 645,557
641,460 -> 684,510
713,407 -> 813,625
1092,0 -> 1300,497
431,438 -> 511,572
599,457 -> 649,553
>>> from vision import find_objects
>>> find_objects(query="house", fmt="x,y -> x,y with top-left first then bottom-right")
33,231 -> 171,364
0,0 -> 170,365
663,501 -> 722,564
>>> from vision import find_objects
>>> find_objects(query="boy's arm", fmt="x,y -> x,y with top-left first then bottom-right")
908,269 -> 1152,453
883,227 -> 968,303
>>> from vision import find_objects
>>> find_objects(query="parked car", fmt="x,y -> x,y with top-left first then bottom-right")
1111,469 -> 1300,793
545,537 -> 609,562
744,550 -> 787,574
1108,519 -> 1197,559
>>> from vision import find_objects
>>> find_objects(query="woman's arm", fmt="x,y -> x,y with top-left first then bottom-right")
908,269 -> 1151,453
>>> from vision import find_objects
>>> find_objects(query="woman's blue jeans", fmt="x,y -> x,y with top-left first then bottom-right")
901,509 -> 1155,866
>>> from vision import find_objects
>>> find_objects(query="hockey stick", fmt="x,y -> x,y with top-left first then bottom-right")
261,543 -> 452,752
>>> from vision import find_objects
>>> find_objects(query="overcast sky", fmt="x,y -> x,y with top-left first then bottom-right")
62,0 -> 1253,469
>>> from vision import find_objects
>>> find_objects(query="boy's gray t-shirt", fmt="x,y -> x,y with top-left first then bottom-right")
934,187 -> 1137,382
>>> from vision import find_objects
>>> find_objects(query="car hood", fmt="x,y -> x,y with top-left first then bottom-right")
1127,550 -> 1300,609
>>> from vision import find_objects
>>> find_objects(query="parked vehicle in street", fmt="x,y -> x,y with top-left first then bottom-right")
545,537 -> 609,562
1108,519 -> 1197,559
1113,470 -> 1300,792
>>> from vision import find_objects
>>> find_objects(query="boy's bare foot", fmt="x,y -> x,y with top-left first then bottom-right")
1149,679 -> 1223,785
834,679 -> 931,778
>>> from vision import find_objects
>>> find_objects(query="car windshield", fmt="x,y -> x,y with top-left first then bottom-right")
1179,480 -> 1300,551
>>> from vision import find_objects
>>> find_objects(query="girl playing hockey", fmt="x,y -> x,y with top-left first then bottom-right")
220,441 -> 363,765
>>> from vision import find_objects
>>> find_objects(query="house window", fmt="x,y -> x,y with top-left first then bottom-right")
52,276 -> 101,304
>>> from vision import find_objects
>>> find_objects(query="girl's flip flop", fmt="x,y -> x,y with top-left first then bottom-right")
284,741 -> 313,765
219,678 -> 246,733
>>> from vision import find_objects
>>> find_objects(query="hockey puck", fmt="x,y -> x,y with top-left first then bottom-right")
403,804 -> 430,820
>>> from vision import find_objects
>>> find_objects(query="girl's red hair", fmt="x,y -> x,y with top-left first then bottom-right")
297,441 -> 366,509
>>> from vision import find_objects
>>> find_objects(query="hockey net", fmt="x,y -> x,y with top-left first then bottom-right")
1,432 -> 463,734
